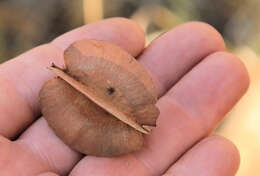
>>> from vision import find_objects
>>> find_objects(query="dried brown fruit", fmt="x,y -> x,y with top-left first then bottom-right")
39,40 -> 159,157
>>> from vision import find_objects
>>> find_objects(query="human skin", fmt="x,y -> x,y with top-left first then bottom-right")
0,18 -> 249,176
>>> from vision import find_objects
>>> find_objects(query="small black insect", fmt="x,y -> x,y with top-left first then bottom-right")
107,87 -> 115,95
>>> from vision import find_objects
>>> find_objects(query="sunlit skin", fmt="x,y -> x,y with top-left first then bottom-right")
0,18 -> 249,176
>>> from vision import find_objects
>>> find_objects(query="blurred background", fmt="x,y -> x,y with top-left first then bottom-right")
0,0 -> 259,175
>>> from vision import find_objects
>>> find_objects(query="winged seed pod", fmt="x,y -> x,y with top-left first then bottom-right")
39,40 -> 159,157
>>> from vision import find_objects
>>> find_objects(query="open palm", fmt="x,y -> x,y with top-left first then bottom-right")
0,18 -> 249,176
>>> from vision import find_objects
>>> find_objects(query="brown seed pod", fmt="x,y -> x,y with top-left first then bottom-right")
39,40 -> 159,157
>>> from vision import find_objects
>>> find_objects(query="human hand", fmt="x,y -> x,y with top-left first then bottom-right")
0,18 -> 249,176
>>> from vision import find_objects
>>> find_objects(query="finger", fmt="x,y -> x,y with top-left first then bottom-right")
68,52 -> 248,176
68,155 -> 149,176
0,119 -> 81,176
163,136 -> 240,176
37,172 -> 59,176
139,22 -> 225,96
0,135 -> 54,176
0,17 -> 145,139
52,18 -> 144,54
134,52 -> 249,175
